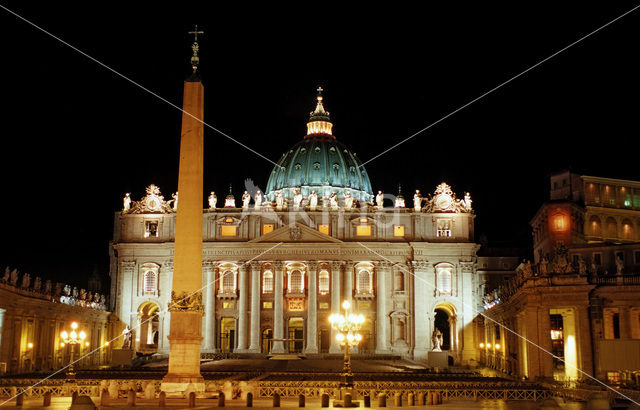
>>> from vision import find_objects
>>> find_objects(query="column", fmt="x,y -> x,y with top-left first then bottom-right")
344,262 -> 354,305
376,262 -> 389,353
271,262 -> 285,353
203,262 -> 216,351
305,262 -> 318,354
576,306 -> 593,379
248,262 -> 262,352
411,261 -> 429,360
330,261 -> 343,354
237,263 -> 249,351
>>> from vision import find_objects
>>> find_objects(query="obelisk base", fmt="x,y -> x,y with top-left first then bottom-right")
161,311 -> 205,395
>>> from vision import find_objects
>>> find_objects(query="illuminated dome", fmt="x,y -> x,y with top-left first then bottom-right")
265,89 -> 373,203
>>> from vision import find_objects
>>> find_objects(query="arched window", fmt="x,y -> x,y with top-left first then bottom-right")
357,269 -> 373,294
288,269 -> 304,293
262,271 -> 273,294
589,216 -> 602,237
622,219 -> 633,240
140,263 -> 159,296
606,217 -> 618,238
221,270 -> 236,294
436,265 -> 452,295
318,270 -> 330,295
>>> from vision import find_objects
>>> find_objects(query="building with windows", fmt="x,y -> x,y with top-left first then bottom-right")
482,172 -> 640,386
109,91 -> 487,365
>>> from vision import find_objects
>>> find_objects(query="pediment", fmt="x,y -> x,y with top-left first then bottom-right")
250,222 -> 342,243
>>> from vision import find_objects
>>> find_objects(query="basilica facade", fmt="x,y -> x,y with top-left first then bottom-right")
109,92 -> 484,365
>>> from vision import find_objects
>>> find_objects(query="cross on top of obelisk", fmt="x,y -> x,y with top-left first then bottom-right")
189,25 -> 204,42
188,25 -> 204,72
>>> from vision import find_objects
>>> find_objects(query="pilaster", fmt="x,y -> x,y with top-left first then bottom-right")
305,261 -> 319,354
330,261 -> 344,354
271,261 -> 286,354
248,261 -> 262,352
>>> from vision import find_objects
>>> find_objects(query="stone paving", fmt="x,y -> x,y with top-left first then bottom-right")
0,396 -> 591,409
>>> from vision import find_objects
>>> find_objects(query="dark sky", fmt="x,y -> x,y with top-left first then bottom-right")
1,2 -> 639,286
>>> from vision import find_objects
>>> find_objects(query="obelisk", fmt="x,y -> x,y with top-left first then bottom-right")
161,27 -> 205,395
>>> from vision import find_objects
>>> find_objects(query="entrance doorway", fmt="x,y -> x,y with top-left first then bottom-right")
319,328 -> 330,353
220,317 -> 235,353
288,318 -> 304,353
262,328 -> 273,354
137,302 -> 160,354
434,309 -> 451,351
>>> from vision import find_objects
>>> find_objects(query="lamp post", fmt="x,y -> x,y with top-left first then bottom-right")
60,322 -> 87,379
329,300 -> 365,391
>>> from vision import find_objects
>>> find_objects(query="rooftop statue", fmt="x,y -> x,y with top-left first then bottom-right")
242,191 -> 251,210
344,191 -> 354,210
413,190 -> 422,211
293,189 -> 303,210
376,191 -> 384,208
208,192 -> 217,209
123,193 -> 131,211
254,190 -> 263,209
309,191 -> 318,211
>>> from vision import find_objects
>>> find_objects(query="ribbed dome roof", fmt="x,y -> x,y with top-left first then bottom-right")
265,135 -> 373,202
265,89 -> 373,202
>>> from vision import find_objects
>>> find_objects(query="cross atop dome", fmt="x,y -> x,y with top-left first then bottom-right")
307,86 -> 333,137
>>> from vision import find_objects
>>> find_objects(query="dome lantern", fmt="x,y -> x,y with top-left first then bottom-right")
306,87 -> 334,137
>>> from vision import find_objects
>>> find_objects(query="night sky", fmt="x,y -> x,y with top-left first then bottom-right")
1,3 -> 639,287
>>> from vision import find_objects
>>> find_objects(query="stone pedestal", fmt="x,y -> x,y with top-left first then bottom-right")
161,311 -> 205,394
111,349 -> 134,366
427,351 -> 448,368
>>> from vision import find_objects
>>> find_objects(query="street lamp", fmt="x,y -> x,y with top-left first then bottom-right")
329,300 -> 365,391
60,322 -> 87,379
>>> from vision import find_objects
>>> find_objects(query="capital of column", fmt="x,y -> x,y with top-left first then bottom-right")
377,261 -> 393,270
306,261 -> 318,271
272,261 -> 284,270
202,260 -> 215,271
249,261 -> 263,271
329,260 -> 345,271
411,260 -> 430,270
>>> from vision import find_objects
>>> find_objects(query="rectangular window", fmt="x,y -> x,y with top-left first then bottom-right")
635,251 -> 640,264
221,225 -> 237,236
318,271 -> 330,295
616,251 -> 624,262
436,219 -> 451,237
393,225 -> 405,237
319,302 -> 329,310
318,224 -> 330,235
144,221 -> 159,238
356,225 -> 372,236
613,313 -> 621,339
262,301 -> 273,309
262,224 -> 274,235
593,253 -> 602,265
222,302 -> 234,309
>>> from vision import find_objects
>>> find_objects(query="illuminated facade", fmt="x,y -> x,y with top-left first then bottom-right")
109,91 -> 487,365
483,172 -> 640,385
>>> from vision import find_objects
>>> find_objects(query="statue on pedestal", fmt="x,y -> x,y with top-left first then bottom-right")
329,192 -> 339,210
344,191 -> 354,210
254,190 -> 263,209
293,189 -> 303,210
308,191 -> 318,211
275,192 -> 285,210
171,192 -> 178,211
413,190 -> 422,211
242,191 -> 251,210
21,273 -> 31,290
33,277 -> 42,292
208,192 -> 217,209
123,193 -> 131,212
463,192 -> 473,211
431,328 -> 443,352
10,269 -> 18,286
616,256 -> 624,276
2,267 -> 9,283
122,326 -> 133,349
375,190 -> 384,208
